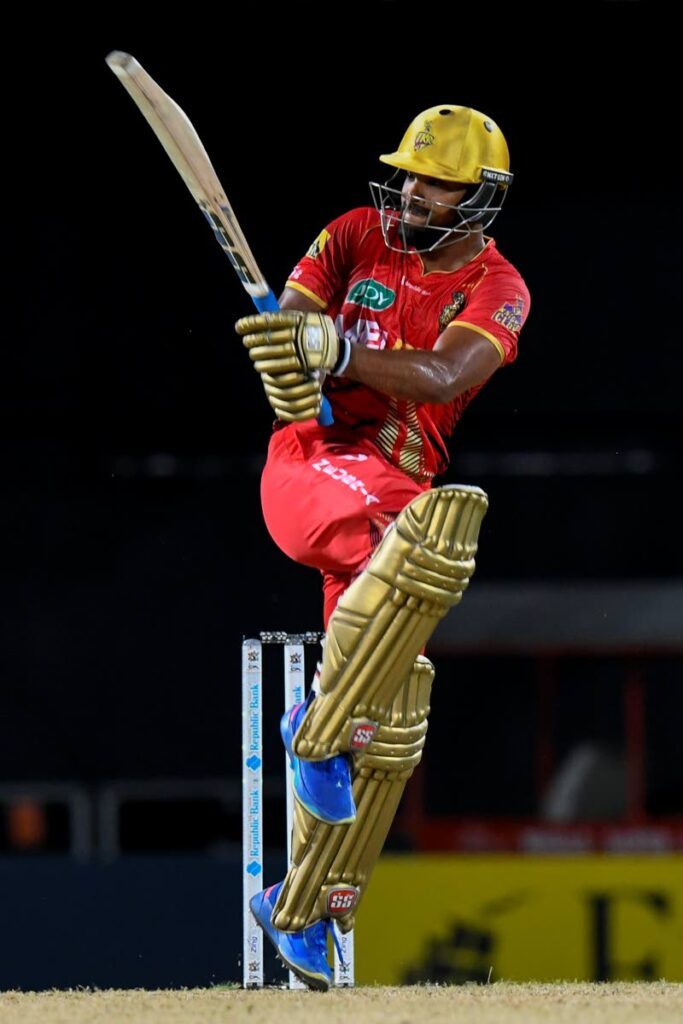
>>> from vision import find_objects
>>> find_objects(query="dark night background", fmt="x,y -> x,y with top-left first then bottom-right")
1,0 -> 680,917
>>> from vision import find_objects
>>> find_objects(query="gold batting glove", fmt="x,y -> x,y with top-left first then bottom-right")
261,370 -> 322,422
236,311 -> 344,376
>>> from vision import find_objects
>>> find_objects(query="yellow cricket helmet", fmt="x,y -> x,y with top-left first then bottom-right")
379,104 -> 511,185
370,105 -> 514,253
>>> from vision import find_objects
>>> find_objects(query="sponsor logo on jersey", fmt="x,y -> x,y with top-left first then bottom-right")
306,228 -> 330,259
327,887 -> 359,915
492,295 -> 525,333
414,120 -> 435,151
438,291 -> 467,331
346,278 -> 396,311
336,315 -> 389,350
401,275 -> 431,296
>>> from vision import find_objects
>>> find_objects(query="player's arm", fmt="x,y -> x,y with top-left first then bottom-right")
342,324 -> 501,403
278,286 -> 326,314
236,298 -> 501,410
277,284 -> 502,398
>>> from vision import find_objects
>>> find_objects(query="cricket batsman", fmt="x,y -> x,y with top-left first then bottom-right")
236,104 -> 530,988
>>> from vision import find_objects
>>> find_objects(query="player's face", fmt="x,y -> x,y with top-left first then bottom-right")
401,172 -> 468,228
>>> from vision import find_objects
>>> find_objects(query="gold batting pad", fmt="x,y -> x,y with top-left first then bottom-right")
292,485 -> 487,760
273,655 -> 435,932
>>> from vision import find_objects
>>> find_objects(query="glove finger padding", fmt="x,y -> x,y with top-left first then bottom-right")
261,371 -> 320,397
245,340 -> 302,376
260,370 -> 314,389
262,371 -> 322,422
235,311 -> 304,336
236,311 -> 340,375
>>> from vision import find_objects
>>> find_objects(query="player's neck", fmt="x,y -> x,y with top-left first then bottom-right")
418,230 -> 487,274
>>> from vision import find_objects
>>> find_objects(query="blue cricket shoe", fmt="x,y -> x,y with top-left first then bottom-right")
249,881 -> 333,991
280,693 -> 356,824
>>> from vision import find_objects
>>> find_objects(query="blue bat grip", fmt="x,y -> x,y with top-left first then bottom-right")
252,289 -> 333,426
252,289 -> 281,314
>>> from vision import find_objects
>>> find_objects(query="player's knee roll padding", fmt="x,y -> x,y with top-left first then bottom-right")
292,484 -> 487,761
273,655 -> 435,932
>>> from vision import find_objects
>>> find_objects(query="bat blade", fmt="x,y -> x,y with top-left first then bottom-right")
105,50 -> 271,303
105,51 -> 333,423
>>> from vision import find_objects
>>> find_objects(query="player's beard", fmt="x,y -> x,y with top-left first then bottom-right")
397,201 -> 462,250
399,220 -> 438,249
399,216 -> 463,251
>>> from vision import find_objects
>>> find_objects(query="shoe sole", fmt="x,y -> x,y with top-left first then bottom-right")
274,950 -> 330,992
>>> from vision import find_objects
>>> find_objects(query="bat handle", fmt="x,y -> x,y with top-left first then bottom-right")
252,290 -> 334,426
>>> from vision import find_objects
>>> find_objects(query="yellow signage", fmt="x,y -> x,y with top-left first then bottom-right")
356,856 -> 683,984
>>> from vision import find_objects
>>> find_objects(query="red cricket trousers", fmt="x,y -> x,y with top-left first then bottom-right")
260,421 -> 429,627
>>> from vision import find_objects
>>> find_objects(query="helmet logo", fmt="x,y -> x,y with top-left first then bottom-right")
484,120 -> 494,133
439,291 -> 467,331
414,120 -> 435,151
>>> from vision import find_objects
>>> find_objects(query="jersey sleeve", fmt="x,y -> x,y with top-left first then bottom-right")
456,269 -> 531,365
285,208 -> 370,310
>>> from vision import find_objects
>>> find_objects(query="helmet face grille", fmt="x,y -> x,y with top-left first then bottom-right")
368,177 -> 509,254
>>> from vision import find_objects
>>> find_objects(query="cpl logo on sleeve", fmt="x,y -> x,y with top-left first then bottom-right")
306,228 -> 331,259
346,278 -> 396,311
492,295 -> 525,334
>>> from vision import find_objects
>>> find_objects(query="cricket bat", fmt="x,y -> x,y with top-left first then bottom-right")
105,51 -> 333,425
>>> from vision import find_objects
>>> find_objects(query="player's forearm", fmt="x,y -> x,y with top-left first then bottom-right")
343,344 -> 459,404
277,290 -> 487,403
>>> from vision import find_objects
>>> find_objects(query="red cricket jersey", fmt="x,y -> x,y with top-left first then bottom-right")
285,207 -> 530,483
